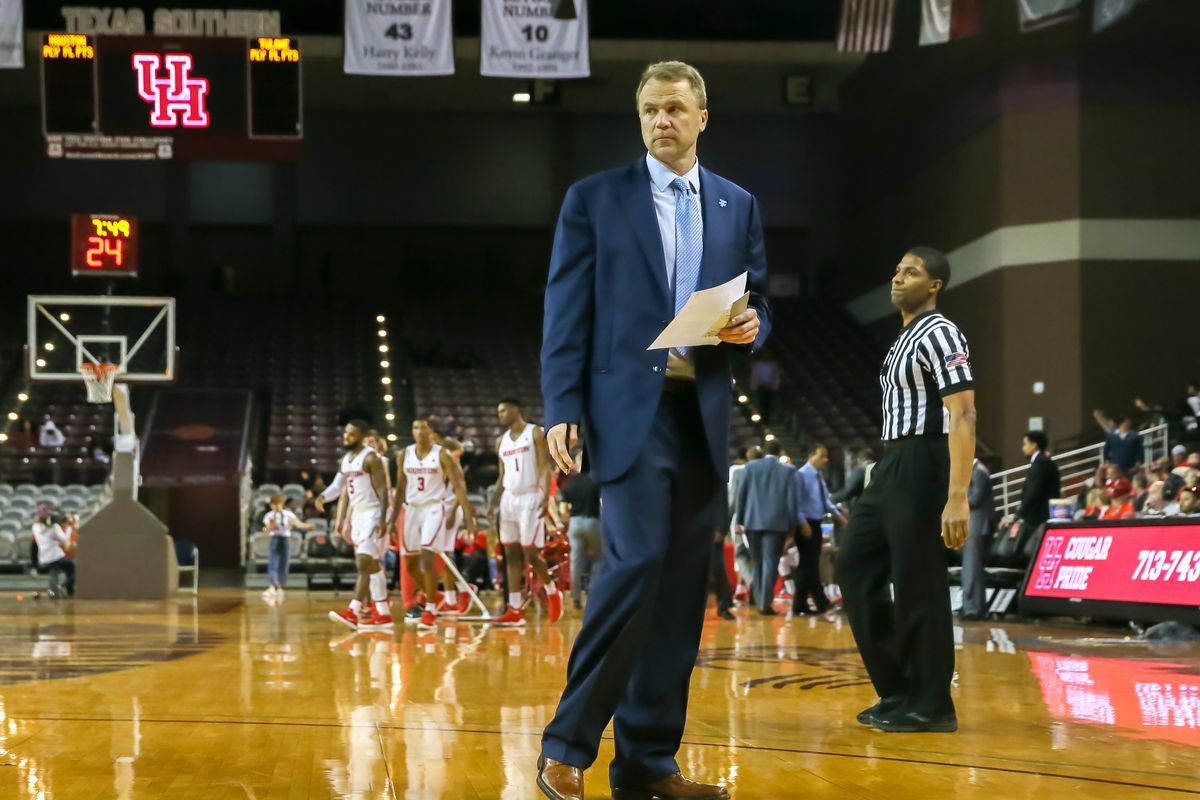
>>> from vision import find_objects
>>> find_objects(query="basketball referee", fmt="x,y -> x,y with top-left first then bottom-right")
837,246 -> 976,734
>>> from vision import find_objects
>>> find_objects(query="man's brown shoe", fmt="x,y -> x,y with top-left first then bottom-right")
537,755 -> 584,800
611,772 -> 730,799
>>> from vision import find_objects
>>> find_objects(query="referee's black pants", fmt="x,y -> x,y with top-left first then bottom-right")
836,435 -> 955,718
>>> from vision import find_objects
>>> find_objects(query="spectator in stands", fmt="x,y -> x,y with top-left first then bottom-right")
1012,431 -> 1061,529
86,435 -> 111,464
749,353 -> 781,423
833,448 -> 876,510
1185,469 -> 1200,494
297,468 -> 315,492
262,493 -> 315,603
1178,488 -> 1199,517
1092,409 -> 1144,475
39,415 -> 65,448
1170,445 -> 1188,472
32,512 -> 75,597
1101,486 -> 1136,520
1176,455 -> 1200,481
1140,481 -> 1170,517
1078,489 -> 1109,521
1131,474 -> 1150,514
1103,463 -> 1133,500
304,476 -> 327,520
1075,464 -> 1108,515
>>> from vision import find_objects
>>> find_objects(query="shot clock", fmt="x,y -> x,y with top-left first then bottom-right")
71,214 -> 139,277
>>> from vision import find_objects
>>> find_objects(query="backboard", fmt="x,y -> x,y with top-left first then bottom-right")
27,295 -> 177,384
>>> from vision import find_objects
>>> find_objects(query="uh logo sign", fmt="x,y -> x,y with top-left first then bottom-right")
132,53 -> 210,128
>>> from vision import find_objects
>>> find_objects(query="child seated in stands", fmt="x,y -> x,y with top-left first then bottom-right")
263,494 -> 315,603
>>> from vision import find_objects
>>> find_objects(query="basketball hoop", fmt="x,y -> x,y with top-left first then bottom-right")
80,362 -> 120,403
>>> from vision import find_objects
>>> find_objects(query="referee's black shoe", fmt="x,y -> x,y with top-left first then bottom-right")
856,695 -> 903,725
871,708 -> 958,733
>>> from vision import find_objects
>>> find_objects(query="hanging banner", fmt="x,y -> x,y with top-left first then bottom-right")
344,0 -> 455,76
0,0 -> 24,69
480,0 -> 589,79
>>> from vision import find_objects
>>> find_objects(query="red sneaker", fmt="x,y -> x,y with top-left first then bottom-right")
436,599 -> 460,616
456,592 -> 471,615
734,584 -> 749,603
360,610 -> 394,630
418,608 -> 437,631
328,608 -> 358,630
492,605 -> 525,627
547,591 -> 564,623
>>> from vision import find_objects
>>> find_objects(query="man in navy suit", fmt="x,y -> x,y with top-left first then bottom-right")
537,61 -> 771,800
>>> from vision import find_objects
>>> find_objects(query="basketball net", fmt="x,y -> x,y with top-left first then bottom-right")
80,362 -> 120,403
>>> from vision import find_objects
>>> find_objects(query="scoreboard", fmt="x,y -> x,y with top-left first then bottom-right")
71,214 -> 139,278
41,33 -> 302,160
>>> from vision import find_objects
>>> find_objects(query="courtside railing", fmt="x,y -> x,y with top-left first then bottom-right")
991,423 -> 1168,517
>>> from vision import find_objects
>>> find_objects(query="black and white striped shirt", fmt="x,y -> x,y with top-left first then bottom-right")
879,311 -> 973,441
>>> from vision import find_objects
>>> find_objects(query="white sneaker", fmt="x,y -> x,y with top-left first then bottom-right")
262,586 -> 277,602
275,588 -> 286,603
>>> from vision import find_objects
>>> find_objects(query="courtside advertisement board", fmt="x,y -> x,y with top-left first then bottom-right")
1021,520 -> 1200,624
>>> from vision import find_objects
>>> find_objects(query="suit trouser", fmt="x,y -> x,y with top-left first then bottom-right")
960,527 -> 989,615
541,387 -> 719,787
835,435 -> 955,718
793,519 -> 829,612
709,538 -> 733,610
746,530 -> 785,612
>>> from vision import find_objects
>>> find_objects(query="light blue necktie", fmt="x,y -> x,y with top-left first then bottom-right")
671,177 -> 702,354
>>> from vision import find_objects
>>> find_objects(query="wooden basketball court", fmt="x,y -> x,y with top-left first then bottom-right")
0,593 -> 1196,798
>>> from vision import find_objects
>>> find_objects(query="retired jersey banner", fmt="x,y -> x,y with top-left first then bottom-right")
344,0 -> 455,76
0,0 -> 24,69
480,0 -> 589,79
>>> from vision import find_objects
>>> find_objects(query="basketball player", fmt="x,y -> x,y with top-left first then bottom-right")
390,419 -> 476,631
364,430 -> 398,613
487,398 -> 563,627
326,420 -> 392,631
436,438 -> 474,616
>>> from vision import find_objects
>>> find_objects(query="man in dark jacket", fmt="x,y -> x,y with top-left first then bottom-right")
1017,430 -> 1061,527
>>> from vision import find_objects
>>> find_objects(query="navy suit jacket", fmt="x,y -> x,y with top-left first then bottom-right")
541,157 -> 772,483
733,456 -> 797,533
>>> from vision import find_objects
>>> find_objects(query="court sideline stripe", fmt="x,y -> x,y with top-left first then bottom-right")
10,713 -> 1200,795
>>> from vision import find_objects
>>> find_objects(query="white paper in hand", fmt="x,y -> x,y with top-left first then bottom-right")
647,272 -> 750,350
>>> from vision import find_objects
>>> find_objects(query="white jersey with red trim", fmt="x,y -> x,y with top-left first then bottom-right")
404,444 -> 445,506
340,446 -> 383,509
499,424 -> 540,494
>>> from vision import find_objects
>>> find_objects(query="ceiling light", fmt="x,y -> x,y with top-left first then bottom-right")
380,360 -> 390,368
383,394 -> 393,402
764,433 -> 776,442
6,412 -> 16,421
379,344 -> 388,353
43,342 -> 55,351
59,313 -> 70,322
17,393 -> 28,402
377,330 -> 387,338
381,377 -> 391,385
512,92 -> 531,103
750,413 -> 762,423
737,395 -> 748,403
35,358 -> 46,367
375,315 -> 385,323
387,433 -> 397,442
385,413 -> 395,421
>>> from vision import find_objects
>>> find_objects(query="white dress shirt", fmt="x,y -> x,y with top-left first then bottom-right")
646,152 -> 702,380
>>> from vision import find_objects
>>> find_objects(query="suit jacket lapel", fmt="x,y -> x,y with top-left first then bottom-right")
619,159 -> 670,304
698,167 -> 729,291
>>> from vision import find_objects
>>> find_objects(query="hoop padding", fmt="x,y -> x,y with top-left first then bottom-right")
80,363 -> 120,403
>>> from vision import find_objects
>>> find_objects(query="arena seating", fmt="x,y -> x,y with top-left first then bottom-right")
176,300 -> 380,483
763,299 -> 883,451
0,482 -> 108,571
